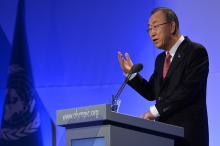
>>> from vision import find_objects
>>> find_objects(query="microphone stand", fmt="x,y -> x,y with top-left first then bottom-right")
111,63 -> 143,112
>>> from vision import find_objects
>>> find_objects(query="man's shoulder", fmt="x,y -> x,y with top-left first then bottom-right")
183,37 -> 209,60
183,37 -> 207,53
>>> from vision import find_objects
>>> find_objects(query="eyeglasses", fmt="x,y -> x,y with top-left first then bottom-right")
147,22 -> 170,33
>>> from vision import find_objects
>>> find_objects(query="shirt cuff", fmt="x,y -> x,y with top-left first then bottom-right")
124,72 -> 137,80
150,105 -> 160,118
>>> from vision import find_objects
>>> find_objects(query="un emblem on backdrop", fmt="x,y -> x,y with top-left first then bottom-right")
0,64 -> 40,140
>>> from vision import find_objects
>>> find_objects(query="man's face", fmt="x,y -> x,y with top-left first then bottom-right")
148,11 -> 172,50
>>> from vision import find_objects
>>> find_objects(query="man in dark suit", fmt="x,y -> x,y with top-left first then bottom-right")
118,7 -> 209,146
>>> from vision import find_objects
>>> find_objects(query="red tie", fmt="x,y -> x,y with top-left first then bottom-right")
163,52 -> 172,78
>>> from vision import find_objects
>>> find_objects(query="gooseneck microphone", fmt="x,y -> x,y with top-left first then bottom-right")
112,63 -> 143,112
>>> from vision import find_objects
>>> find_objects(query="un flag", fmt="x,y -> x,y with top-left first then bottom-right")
0,0 -> 56,146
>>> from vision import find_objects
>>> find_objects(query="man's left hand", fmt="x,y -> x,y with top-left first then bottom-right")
141,111 -> 156,120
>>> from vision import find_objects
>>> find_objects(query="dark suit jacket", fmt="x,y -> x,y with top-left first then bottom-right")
128,37 -> 209,146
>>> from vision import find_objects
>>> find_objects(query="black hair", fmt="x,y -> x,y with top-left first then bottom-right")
151,7 -> 179,30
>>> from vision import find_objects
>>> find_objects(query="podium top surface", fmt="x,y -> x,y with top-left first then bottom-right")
56,104 -> 184,138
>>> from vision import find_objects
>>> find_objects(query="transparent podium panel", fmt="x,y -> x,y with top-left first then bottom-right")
72,137 -> 105,146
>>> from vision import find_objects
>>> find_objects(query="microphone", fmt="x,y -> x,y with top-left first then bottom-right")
129,63 -> 143,74
111,63 -> 143,112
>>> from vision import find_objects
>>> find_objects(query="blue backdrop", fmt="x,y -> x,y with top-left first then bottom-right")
0,0 -> 219,146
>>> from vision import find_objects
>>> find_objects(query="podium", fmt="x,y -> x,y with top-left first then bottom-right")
56,104 -> 184,146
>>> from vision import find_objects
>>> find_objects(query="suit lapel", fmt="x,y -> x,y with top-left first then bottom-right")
165,46 -> 185,80
158,37 -> 191,94
158,53 -> 165,80
155,53 -> 165,97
